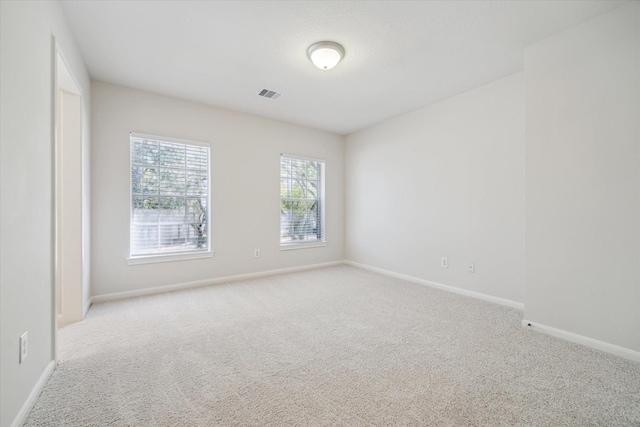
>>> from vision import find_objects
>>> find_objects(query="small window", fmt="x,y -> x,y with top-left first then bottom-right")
280,155 -> 325,247
130,133 -> 210,258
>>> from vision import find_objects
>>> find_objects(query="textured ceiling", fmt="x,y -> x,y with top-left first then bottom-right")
60,1 -> 626,135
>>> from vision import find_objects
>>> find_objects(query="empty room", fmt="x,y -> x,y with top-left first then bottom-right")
1,0 -> 640,425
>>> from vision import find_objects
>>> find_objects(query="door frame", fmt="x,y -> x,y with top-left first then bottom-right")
52,37 -> 85,362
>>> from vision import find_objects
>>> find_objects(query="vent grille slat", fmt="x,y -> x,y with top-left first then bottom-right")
258,88 -> 283,100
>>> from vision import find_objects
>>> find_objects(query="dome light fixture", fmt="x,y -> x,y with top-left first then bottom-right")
307,41 -> 345,70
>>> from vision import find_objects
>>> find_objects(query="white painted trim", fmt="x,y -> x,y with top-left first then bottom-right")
344,260 -> 524,310
10,360 -> 55,427
130,132 -> 210,148
51,35 -> 59,367
127,250 -> 214,265
89,261 -> 344,304
280,153 -> 325,163
83,299 -> 92,318
280,242 -> 327,251
522,319 -> 640,363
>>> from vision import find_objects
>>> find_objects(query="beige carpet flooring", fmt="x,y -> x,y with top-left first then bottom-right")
25,265 -> 640,426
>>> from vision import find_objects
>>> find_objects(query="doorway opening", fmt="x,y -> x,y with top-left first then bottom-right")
54,48 -> 84,334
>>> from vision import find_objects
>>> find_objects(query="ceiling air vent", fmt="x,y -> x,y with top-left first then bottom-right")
258,89 -> 282,100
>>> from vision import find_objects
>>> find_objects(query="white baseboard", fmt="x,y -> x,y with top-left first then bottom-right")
344,261 -> 640,362
522,319 -> 640,363
89,261 -> 344,305
11,360 -> 55,427
83,299 -> 91,318
344,260 -> 524,310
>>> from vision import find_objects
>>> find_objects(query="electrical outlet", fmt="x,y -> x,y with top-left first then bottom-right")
468,262 -> 475,273
20,331 -> 28,363
441,257 -> 448,268
254,249 -> 260,258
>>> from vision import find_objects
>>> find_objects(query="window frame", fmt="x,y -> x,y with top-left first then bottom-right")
279,153 -> 327,250
127,132 -> 213,265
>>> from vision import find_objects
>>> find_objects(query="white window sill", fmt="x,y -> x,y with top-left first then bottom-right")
280,242 -> 327,251
127,250 -> 214,265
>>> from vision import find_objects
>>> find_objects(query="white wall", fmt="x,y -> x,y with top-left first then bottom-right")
0,1 -> 90,426
59,90 -> 85,323
90,81 -> 344,297
345,73 -> 525,304
525,2 -> 640,352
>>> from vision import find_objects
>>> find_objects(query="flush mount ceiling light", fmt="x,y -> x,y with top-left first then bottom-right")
307,41 -> 345,70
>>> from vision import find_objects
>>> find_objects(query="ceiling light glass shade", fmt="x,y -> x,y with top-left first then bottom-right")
307,41 -> 345,70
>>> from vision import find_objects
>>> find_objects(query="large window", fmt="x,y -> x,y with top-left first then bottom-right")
280,155 -> 325,247
130,133 -> 210,258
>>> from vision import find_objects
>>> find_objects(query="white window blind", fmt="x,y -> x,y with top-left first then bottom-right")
280,155 -> 325,245
130,133 -> 210,257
